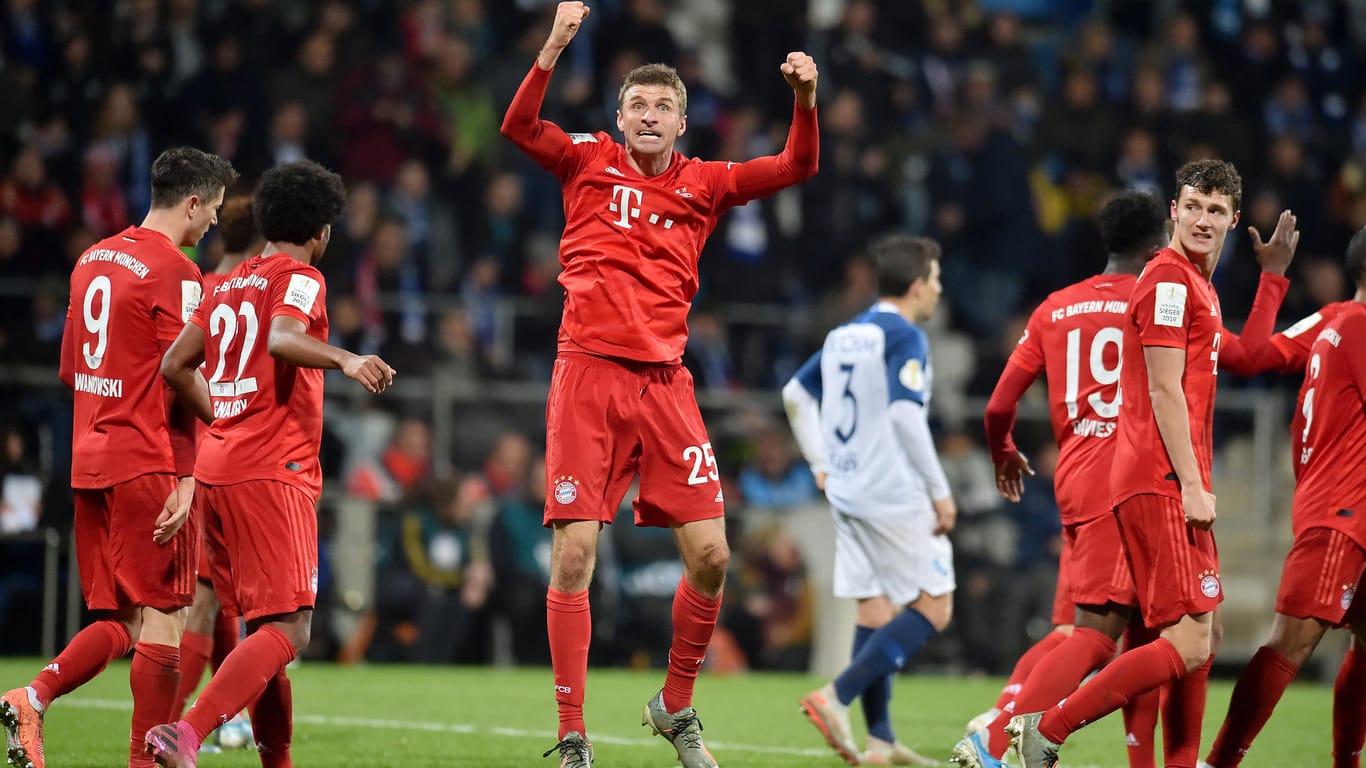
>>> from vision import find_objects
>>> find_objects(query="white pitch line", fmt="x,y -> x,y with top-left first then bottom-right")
59,697 -> 1121,767
60,697 -> 831,757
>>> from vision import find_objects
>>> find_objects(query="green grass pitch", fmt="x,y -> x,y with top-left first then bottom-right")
1,659 -> 1330,767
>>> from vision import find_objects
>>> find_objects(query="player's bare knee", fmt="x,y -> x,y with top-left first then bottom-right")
686,541 -> 729,593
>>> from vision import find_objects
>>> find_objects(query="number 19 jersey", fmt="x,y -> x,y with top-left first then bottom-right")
65,226 -> 202,488
794,303 -> 934,518
1008,274 -> 1134,523
191,254 -> 329,500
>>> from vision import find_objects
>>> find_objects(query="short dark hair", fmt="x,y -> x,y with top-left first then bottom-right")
619,63 -> 687,114
149,147 -> 237,209
1346,227 -> 1366,286
872,235 -> 940,297
1174,158 -> 1242,211
253,160 -> 347,245
1098,191 -> 1166,259
217,195 -> 258,253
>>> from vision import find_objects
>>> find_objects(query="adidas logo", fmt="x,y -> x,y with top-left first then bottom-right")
714,490 -> 724,503
605,166 -> 625,177
1126,732 -> 1140,747
43,662 -> 59,675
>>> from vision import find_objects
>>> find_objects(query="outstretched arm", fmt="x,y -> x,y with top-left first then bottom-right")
1220,210 -> 1298,371
267,315 -> 395,394
723,52 -> 820,205
499,2 -> 589,168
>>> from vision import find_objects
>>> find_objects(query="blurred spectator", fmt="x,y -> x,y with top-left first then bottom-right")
269,30 -> 341,169
355,217 -> 428,370
610,486 -> 684,668
372,472 -> 495,663
489,454 -> 553,664
721,523 -> 812,671
347,418 -> 434,503
0,145 -> 72,261
482,430 -> 532,500
736,427 -> 820,510
78,145 -> 128,237
336,44 -> 443,185
683,309 -> 734,393
998,442 -> 1063,658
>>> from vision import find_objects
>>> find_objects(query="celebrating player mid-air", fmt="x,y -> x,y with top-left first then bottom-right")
501,2 -> 818,766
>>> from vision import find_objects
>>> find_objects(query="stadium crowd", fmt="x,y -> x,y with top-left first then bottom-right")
1,0 -> 1365,675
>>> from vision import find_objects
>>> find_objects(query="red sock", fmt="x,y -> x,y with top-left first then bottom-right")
1204,646 -> 1298,767
129,643 -> 180,767
173,630 -> 212,718
547,588 -> 591,738
1039,637 -> 1186,744
1333,646 -> 1366,768
249,670 -> 293,768
994,630 -> 1069,711
987,627 -> 1116,756
184,625 -> 296,743
662,577 -> 721,713
1121,685 -> 1160,768
1162,655 -> 1211,767
30,619 -> 132,708
212,610 -> 239,672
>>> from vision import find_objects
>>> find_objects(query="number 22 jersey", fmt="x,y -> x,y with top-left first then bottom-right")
191,254 -> 329,500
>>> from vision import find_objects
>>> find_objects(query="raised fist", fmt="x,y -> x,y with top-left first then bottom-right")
780,51 -> 819,108
547,2 -> 591,51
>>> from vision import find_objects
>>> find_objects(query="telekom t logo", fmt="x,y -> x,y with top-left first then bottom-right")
609,184 -> 643,228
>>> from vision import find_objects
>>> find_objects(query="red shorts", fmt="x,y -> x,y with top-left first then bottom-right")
74,473 -> 198,612
543,352 -> 725,527
1050,534 -> 1075,626
198,480 -> 319,621
1275,527 -> 1366,626
1114,494 -> 1222,628
195,494 -> 214,586
1063,513 -> 1137,610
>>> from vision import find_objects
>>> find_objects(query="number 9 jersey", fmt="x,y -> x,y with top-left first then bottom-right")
191,254 -> 329,501
64,226 -> 203,488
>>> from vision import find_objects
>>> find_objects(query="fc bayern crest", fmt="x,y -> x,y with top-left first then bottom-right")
554,475 -> 579,505
1344,586 -> 1356,611
1199,574 -> 1221,598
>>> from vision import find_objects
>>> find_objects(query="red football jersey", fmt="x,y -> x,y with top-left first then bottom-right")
1290,302 -> 1366,548
64,226 -> 202,488
191,254 -> 329,500
503,65 -> 817,363
194,271 -> 231,448
1008,274 -> 1134,523
1111,249 -> 1224,505
1266,301 -> 1355,373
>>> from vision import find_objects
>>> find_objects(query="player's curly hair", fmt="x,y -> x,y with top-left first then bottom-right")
872,235 -> 940,297
618,63 -> 688,115
253,160 -> 347,246
1174,158 -> 1242,211
1346,227 -> 1366,286
1098,191 -> 1166,260
217,195 -> 259,254
149,147 -> 237,210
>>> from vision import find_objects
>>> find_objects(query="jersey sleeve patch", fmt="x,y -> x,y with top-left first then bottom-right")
180,280 -> 202,323
567,133 -> 598,144
899,358 -> 925,392
283,273 -> 321,314
1283,311 -> 1323,339
1153,281 -> 1188,327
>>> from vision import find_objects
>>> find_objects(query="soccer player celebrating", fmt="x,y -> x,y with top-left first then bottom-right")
0,147 -> 236,768
1007,160 -> 1297,768
145,160 -> 394,768
1202,231 -> 1366,768
171,195 -> 259,723
957,192 -> 1172,767
958,189 -> 1296,768
783,235 -> 954,767
500,3 -> 818,766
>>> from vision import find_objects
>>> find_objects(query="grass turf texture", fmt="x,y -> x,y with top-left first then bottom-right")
0,659 -> 1329,767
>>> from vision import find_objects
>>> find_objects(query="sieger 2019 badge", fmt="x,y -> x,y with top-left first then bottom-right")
554,475 -> 580,505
